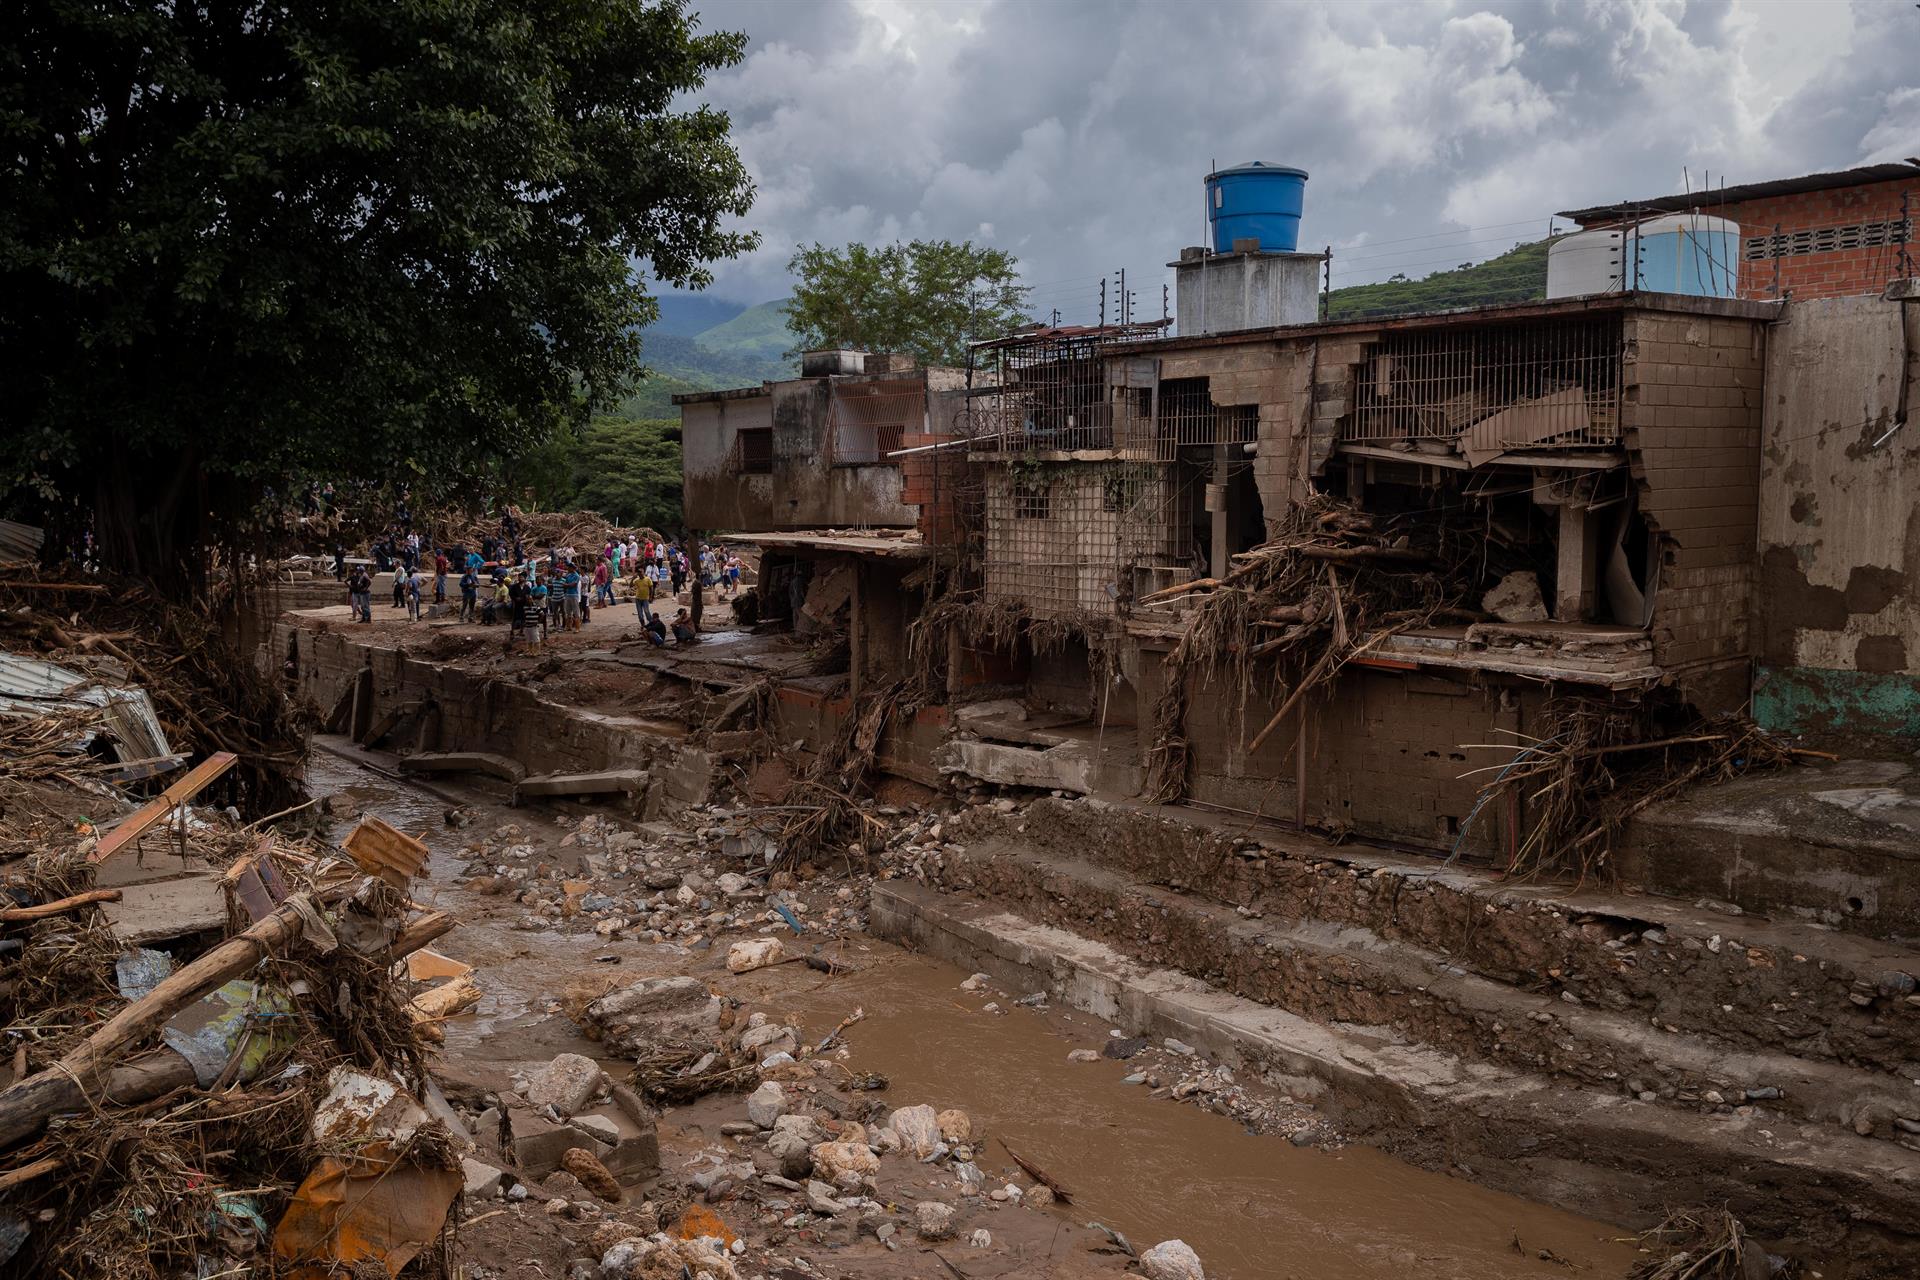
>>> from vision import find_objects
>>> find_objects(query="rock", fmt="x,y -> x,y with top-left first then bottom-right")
739,1022 -> 798,1059
526,1053 -> 607,1118
571,1114 -> 621,1146
968,1229 -> 992,1248
810,1140 -> 880,1183
719,1120 -> 758,1137
1026,1184 -> 1055,1207
914,1201 -> 956,1241
717,872 -> 755,896
1140,1239 -> 1206,1280
1482,570 -> 1548,623
1163,1038 -> 1195,1056
806,1180 -> 846,1215
1067,1049 -> 1101,1063
583,976 -> 721,1056
560,1148 -> 623,1204
1103,1036 -> 1148,1060
936,1109 -> 972,1143
889,1104 -> 942,1157
959,973 -> 991,992
461,1156 -> 508,1199
768,1114 -> 826,1178
727,937 -> 783,973
747,1081 -> 789,1129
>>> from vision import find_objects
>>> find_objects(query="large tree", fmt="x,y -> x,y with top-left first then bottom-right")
784,239 -> 1029,369
0,0 -> 754,592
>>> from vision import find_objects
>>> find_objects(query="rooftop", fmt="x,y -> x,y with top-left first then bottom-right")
1558,162 -> 1920,223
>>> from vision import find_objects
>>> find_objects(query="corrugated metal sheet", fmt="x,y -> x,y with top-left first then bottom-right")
0,518 -> 44,565
0,649 -> 171,762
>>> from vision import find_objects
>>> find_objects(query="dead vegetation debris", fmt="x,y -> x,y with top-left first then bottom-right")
1142,495 -> 1483,803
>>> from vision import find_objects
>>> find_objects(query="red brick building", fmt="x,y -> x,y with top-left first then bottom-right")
1562,162 -> 1919,301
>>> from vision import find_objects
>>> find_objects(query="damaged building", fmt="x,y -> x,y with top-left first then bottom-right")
681,159 -> 1920,899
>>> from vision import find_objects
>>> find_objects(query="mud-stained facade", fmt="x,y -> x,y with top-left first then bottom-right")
677,360 -> 969,533
1755,291 -> 1920,734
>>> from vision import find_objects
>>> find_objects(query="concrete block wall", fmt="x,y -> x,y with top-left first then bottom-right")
1623,309 -> 1767,708
1153,337 -> 1320,519
278,623 -> 713,801
1138,649 -> 1530,855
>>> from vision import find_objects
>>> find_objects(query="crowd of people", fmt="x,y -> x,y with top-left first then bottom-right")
341,508 -> 747,653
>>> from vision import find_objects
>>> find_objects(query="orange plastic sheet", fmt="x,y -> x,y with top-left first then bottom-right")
272,1142 -> 461,1279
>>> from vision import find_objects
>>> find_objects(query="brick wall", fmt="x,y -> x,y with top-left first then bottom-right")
1715,178 -> 1912,300
1622,309 -> 1768,707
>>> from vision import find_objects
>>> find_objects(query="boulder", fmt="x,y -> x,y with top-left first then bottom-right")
806,1180 -> 846,1215
726,937 -> 782,973
461,1156 -> 508,1199
747,1081 -> 789,1129
914,1201 -> 956,1241
526,1053 -> 607,1117
582,976 -> 721,1057
810,1140 -> 879,1183
888,1104 -> 941,1158
1482,570 -> 1548,623
739,1022 -> 798,1059
1140,1240 -> 1205,1280
767,1114 -> 825,1178
936,1109 -> 972,1143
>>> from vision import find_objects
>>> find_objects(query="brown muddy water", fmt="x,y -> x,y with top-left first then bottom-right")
308,746 -> 1642,1280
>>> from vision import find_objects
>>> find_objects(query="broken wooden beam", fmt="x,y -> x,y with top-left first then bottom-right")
341,815 -> 430,887
91,751 -> 238,863
0,888 -> 121,923
1136,576 -> 1220,605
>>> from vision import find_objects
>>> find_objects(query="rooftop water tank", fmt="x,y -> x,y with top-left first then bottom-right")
1206,162 -> 1308,254
1546,214 -> 1742,299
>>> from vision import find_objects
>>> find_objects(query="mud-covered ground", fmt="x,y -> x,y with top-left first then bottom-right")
309,746 -> 1644,1280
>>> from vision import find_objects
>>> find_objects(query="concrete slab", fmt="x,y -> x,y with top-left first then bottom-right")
101,872 -> 227,945
398,751 -> 528,783
512,769 -> 650,805
1620,759 -> 1920,940
937,739 -> 1092,793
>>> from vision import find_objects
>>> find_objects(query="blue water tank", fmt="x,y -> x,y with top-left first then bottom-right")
1206,162 -> 1308,254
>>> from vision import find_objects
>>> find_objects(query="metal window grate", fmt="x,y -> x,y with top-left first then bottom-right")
1343,317 -> 1624,454
964,322 -> 1170,456
728,428 -> 773,475
829,381 -> 923,465
1743,218 -> 1910,261
981,462 -> 1195,623
1144,380 -> 1258,461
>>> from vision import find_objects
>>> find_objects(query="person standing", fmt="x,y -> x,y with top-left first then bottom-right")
633,570 -> 654,627
559,562 -> 583,632
434,549 -> 449,604
405,565 -> 423,622
460,564 -> 479,622
725,552 -> 742,597
594,557 -> 613,607
347,564 -> 372,624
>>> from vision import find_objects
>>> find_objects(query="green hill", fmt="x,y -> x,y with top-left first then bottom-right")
693,299 -> 797,365
1326,238 -> 1553,320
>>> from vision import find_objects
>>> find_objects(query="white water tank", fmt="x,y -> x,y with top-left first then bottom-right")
1547,214 -> 1742,299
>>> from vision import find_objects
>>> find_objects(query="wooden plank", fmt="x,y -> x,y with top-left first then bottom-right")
90,751 -> 238,864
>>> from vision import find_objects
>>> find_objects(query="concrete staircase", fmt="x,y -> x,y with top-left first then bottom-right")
870,796 -> 1920,1275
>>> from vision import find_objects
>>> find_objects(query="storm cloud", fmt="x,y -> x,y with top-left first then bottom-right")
679,0 -> 1919,320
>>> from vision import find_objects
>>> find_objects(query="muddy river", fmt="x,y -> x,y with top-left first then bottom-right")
308,745 -> 1643,1279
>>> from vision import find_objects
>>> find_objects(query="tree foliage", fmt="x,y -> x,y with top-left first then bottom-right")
783,239 -> 1029,368
0,0 -> 754,591
525,415 -> 683,533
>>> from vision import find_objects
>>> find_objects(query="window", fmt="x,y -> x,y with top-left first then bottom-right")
1743,218 -> 1910,261
732,428 -> 772,475
1012,483 -> 1051,520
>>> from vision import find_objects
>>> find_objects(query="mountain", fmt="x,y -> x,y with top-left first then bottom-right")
649,292 -> 749,336
1324,238 -> 1552,320
691,299 -> 797,365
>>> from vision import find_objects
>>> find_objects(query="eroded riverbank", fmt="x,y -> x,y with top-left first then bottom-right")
307,744 -> 1641,1279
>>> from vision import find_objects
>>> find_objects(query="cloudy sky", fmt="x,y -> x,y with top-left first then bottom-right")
676,0 -> 1920,320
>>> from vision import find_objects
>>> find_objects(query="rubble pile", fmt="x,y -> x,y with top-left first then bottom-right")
0,778 -> 466,1278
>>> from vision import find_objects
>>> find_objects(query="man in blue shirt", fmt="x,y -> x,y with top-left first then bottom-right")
459,566 -> 479,622
559,563 -> 583,632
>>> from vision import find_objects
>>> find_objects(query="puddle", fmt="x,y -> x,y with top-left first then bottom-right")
305,745 -> 1640,1279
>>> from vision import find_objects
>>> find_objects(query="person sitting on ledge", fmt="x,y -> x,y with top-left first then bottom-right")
670,607 -> 697,646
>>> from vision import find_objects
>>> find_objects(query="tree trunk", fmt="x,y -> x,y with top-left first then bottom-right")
93,437 -> 207,598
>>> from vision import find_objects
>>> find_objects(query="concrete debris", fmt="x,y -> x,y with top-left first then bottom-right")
746,1081 -> 789,1129
1482,569 -> 1549,623
913,1201 -> 956,1241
